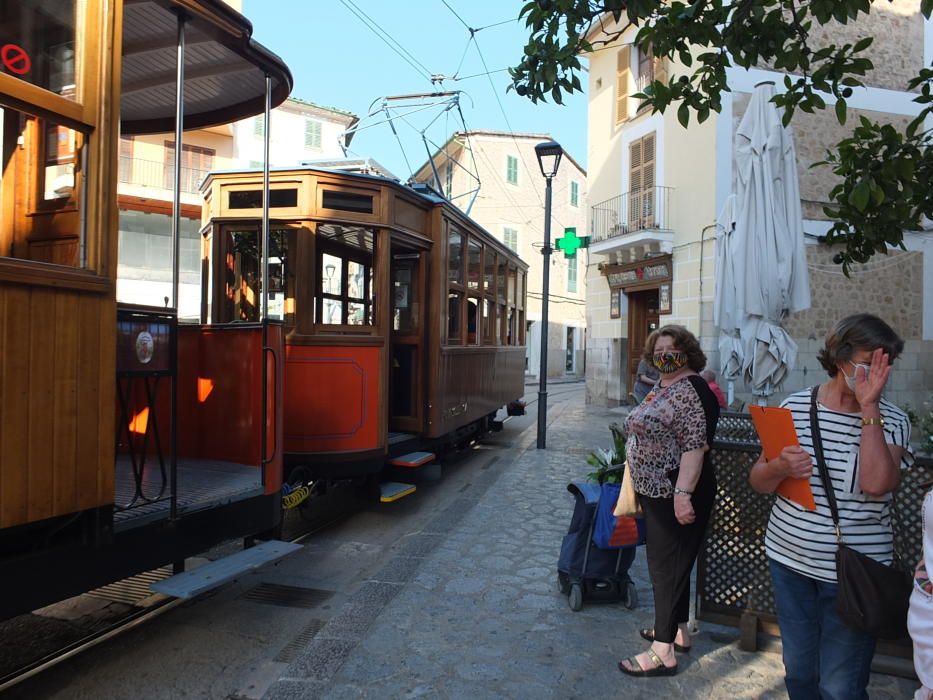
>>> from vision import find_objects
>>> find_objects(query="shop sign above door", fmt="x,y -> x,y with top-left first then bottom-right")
602,254 -> 672,291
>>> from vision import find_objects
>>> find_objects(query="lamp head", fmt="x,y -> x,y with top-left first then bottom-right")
534,140 -> 563,179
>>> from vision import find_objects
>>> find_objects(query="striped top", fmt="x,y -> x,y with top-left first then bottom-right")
764,388 -> 914,583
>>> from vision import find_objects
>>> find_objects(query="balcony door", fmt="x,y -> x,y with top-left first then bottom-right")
628,133 -> 656,231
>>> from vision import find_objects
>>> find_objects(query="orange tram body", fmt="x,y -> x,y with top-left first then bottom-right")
0,0 -> 293,620
199,166 -> 529,496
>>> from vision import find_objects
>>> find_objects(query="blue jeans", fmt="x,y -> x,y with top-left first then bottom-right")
769,559 -> 876,700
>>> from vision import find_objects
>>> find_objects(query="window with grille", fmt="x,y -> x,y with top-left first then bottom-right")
304,119 -> 322,149
570,180 -> 579,207
254,116 -> 264,138
506,155 -> 518,185
445,163 -> 453,197
503,227 -> 518,251
629,133 -> 656,231
567,257 -> 577,293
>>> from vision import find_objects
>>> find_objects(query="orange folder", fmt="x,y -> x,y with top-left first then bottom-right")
748,406 -> 817,511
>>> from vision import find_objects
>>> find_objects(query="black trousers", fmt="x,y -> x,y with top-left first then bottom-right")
640,465 -> 716,644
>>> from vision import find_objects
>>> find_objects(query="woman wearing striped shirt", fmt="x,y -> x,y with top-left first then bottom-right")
749,314 -> 913,700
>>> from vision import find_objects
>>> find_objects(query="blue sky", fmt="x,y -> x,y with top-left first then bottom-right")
243,0 -> 588,180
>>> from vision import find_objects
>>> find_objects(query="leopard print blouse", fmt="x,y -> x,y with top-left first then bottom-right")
623,375 -> 715,498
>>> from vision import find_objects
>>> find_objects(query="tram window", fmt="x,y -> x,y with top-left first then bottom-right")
467,239 -> 481,292
467,297 -> 479,345
228,188 -> 298,209
497,258 -> 507,301
508,267 -> 517,305
3,1 -> 78,99
518,310 -> 526,345
321,189 -> 374,214
484,250 -> 495,294
482,299 -> 495,344
447,229 -> 463,285
497,303 -> 505,344
219,228 -> 294,323
517,271 -> 525,309
448,292 -> 462,342
316,223 -> 375,328
507,308 -> 516,345
0,105 -> 86,268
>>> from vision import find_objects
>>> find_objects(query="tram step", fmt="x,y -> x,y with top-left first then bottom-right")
388,451 -> 435,468
380,481 -> 417,502
149,540 -> 302,599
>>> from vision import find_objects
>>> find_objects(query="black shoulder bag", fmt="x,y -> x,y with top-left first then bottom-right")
809,386 -> 911,640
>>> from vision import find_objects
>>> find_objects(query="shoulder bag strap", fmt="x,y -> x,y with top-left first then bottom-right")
809,385 -> 844,543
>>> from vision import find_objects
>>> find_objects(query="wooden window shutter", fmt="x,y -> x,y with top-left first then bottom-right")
629,134 -> 656,229
616,47 -> 631,124
654,57 -> 667,86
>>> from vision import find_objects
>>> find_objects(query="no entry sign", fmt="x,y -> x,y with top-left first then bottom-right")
1,44 -> 31,76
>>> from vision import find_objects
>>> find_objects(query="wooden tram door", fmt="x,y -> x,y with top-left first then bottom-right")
626,289 -> 660,396
389,247 -> 425,433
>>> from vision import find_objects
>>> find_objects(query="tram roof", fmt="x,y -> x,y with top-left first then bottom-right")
121,0 -> 293,135
201,165 -> 529,269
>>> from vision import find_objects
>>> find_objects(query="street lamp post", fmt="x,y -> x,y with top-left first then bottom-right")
534,140 -> 563,450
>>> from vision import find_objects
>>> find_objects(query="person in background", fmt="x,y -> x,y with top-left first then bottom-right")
909,480 -> 933,700
618,325 -> 721,677
749,314 -> 913,700
632,356 -> 660,404
700,369 -> 728,409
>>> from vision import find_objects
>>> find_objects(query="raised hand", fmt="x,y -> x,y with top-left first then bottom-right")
854,348 -> 891,409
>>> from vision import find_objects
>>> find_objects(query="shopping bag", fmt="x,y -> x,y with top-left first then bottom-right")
613,461 -> 642,517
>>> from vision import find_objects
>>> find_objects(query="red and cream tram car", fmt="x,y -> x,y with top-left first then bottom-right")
0,0 -> 293,620
199,167 -> 529,499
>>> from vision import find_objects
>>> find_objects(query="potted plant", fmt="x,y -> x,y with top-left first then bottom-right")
586,423 -> 626,484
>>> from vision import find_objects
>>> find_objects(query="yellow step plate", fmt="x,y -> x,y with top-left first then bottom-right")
380,482 -> 416,503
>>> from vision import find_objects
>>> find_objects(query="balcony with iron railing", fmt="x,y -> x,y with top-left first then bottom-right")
118,156 -> 209,196
589,186 -> 674,255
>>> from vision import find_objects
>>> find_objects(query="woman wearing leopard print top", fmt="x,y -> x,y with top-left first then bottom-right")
618,325 -> 721,678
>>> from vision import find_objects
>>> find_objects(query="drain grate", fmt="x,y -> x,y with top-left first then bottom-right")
242,583 -> 333,609
87,567 -> 173,605
273,619 -> 325,663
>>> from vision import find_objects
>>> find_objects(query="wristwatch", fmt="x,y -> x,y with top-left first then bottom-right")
862,416 -> 885,428
673,487 -> 693,497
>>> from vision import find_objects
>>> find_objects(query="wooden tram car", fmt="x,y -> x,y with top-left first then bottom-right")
199,167 -> 529,497
0,0 -> 293,620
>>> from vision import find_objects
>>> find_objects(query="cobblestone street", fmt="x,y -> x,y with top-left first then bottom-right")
265,392 -> 920,699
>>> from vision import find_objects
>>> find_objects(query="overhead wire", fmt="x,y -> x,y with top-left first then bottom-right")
339,0 -> 434,83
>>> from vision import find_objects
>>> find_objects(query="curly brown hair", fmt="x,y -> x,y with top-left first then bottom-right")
643,324 -> 707,373
817,314 -> 904,377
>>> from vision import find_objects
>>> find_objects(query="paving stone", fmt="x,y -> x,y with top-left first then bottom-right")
369,556 -> 422,585
283,638 -> 358,682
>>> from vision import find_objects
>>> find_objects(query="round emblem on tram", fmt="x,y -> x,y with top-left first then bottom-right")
135,331 -> 154,364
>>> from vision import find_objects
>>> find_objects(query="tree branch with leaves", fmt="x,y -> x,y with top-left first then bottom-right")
510,0 -> 933,272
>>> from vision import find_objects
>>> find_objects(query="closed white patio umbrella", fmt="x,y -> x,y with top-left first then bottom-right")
731,81 -> 811,403
713,194 -> 743,405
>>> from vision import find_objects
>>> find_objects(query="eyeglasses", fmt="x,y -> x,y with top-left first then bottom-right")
848,361 -> 871,375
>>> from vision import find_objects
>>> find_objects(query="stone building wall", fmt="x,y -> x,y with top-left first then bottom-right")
729,244 -> 933,414
732,95 -> 913,221
804,0 -> 923,93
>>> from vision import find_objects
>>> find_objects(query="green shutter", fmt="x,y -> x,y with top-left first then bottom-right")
506,155 -> 518,185
305,119 -> 322,149
567,257 -> 577,293
570,181 -> 579,207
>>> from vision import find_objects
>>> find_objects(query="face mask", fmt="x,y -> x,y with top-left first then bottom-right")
653,351 -> 688,373
843,361 -> 871,391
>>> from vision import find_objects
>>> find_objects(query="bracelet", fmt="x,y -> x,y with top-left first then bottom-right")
673,487 -> 693,497
861,416 -> 885,428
